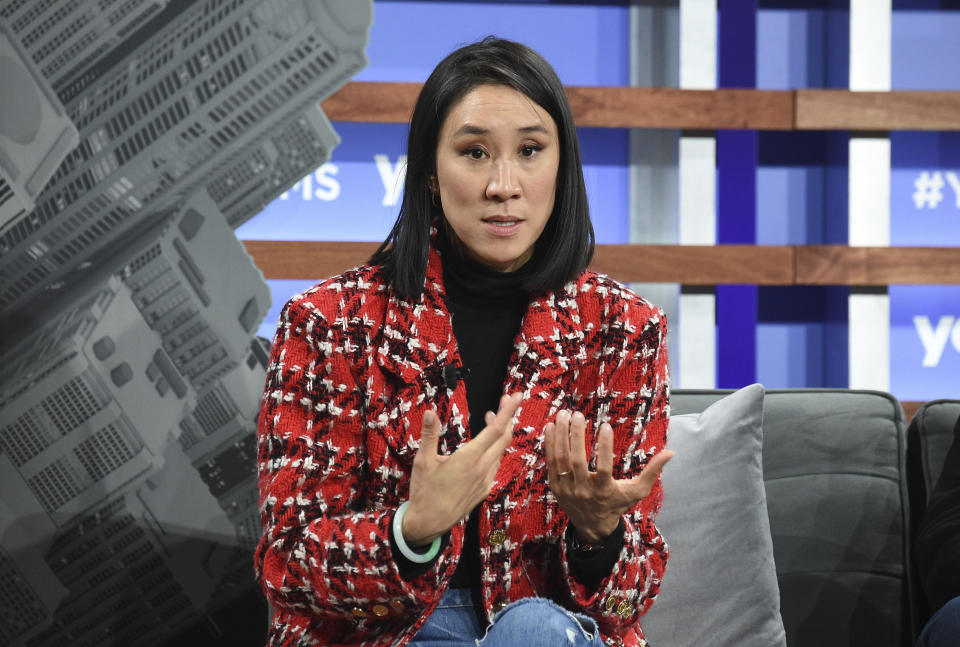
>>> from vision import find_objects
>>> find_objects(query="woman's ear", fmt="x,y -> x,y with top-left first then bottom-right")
427,174 -> 439,194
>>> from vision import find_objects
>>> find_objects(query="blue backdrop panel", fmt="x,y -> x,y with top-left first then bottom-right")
891,7 -> 960,90
890,8 -> 960,399
359,1 -> 629,86
890,286 -> 960,401
890,132 -> 960,246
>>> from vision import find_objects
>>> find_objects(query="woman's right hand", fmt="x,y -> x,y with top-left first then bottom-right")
401,393 -> 522,546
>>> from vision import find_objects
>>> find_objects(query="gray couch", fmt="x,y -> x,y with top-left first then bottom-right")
655,388 -> 915,647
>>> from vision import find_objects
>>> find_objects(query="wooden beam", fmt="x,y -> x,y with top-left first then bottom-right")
588,244 -> 794,284
796,90 -> 960,131
321,83 -> 960,131
320,82 -> 794,129
244,240 -> 378,280
320,82 -> 420,124
245,241 -> 960,286
244,241 -> 794,284
563,87 -> 794,130
795,245 -> 960,285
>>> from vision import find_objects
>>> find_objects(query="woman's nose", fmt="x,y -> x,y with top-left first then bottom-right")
485,161 -> 521,201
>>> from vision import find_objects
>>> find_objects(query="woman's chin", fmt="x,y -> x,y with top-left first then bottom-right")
475,252 -> 528,273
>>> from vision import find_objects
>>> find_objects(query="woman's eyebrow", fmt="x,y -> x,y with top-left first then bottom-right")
452,124 -> 550,137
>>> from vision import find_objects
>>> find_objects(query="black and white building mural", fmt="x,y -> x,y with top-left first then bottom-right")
0,1 -> 372,645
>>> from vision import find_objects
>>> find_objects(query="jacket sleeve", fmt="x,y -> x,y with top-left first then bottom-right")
558,295 -> 670,635
254,294 -> 453,623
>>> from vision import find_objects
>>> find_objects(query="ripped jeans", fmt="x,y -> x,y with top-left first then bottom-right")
409,588 -> 606,647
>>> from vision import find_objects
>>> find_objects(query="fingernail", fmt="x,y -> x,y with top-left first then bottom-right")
573,411 -> 584,423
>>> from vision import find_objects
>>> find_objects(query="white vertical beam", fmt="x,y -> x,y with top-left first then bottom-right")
680,0 -> 718,91
850,0 -> 892,92
677,0 -> 717,388
679,136 -> 716,246
849,139 -> 891,245
848,0 -> 891,391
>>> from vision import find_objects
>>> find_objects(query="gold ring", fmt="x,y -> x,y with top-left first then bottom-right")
557,471 -> 571,477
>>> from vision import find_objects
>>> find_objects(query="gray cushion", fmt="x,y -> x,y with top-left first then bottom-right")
671,388 -> 911,647
643,384 -> 786,647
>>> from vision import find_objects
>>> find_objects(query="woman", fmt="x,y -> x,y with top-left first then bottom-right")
255,37 -> 671,647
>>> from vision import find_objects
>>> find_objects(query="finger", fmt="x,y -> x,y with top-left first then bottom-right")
499,392 -> 522,419
552,410 -> 572,475
418,409 -> 441,457
543,422 -> 556,467
471,393 -> 520,452
489,393 -> 520,452
544,422 -> 562,483
624,449 -> 675,500
568,411 -> 589,479
594,423 -> 615,482
477,398 -> 523,494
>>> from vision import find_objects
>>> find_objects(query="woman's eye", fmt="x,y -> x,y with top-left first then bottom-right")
465,148 -> 484,160
521,145 -> 540,157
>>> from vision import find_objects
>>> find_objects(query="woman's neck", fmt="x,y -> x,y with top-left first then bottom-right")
437,233 -> 530,308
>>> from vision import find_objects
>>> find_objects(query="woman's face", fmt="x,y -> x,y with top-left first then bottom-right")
433,84 -> 560,272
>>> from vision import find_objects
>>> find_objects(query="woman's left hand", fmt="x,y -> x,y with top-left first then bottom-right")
544,411 -> 674,544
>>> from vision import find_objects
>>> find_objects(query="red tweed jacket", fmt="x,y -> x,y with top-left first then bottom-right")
255,245 -> 670,647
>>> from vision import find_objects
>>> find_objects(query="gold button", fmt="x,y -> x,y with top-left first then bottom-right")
616,601 -> 630,617
494,599 -> 509,612
487,529 -> 507,546
372,604 -> 389,617
389,600 -> 405,612
351,607 -> 368,618
605,595 -> 618,611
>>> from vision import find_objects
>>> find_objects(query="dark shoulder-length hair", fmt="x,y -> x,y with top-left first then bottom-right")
369,36 -> 595,300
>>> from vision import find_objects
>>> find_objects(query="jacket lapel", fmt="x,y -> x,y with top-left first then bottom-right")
374,246 -> 456,387
504,282 -> 586,398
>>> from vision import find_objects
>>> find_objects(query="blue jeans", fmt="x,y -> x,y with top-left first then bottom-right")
409,588 -> 606,647
917,596 -> 960,647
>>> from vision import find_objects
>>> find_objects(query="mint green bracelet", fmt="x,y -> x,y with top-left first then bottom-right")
393,501 -> 441,563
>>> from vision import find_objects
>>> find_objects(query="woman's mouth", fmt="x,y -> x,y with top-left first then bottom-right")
482,217 -> 522,235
